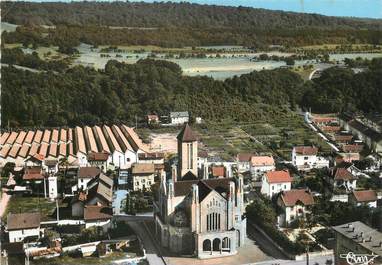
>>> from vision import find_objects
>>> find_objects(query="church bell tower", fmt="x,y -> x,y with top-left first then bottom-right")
177,123 -> 198,179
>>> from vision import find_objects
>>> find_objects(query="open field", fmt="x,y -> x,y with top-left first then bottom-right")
138,112 -> 331,162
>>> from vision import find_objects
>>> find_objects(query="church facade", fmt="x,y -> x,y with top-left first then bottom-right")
154,124 -> 246,258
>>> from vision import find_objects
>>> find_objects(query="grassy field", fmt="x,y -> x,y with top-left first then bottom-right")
4,196 -> 57,222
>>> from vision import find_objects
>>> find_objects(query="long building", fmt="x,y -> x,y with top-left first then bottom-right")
0,124 -> 150,168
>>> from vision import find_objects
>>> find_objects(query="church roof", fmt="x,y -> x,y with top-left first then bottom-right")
177,123 -> 197,142
181,171 -> 198,181
174,178 -> 232,199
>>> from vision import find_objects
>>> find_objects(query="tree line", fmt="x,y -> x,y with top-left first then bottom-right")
2,1 -> 382,49
2,57 -> 382,128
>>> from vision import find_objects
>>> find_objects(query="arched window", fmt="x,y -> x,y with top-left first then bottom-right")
203,239 -> 211,252
213,238 -> 221,251
207,212 -> 221,231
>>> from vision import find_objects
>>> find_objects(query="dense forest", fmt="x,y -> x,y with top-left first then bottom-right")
2,55 -> 382,128
3,2 -> 381,29
2,2 -> 382,48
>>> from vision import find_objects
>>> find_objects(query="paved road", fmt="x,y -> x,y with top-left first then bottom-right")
247,223 -> 288,260
252,254 -> 334,265
128,220 -> 166,265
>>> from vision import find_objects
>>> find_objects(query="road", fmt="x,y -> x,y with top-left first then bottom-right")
252,254 -> 334,265
247,223 -> 288,260
125,217 -> 166,265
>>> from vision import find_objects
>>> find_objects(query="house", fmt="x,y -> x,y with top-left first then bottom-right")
22,167 -> 47,196
339,113 -> 382,153
277,189 -> 315,227
71,173 -> 114,218
292,146 -> 329,171
146,114 -> 159,124
131,163 -> 156,191
236,153 -> 253,173
349,190 -> 378,208
77,167 -> 101,191
261,170 -> 293,197
84,206 -> 113,232
169,111 -> 189,125
138,152 -> 164,165
250,156 -> 275,176
7,213 -> 42,243
211,165 -> 226,178
332,222 -> 382,265
87,151 -> 110,172
329,167 -> 358,192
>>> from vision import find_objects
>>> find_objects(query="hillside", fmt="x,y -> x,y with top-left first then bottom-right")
2,1 -> 382,30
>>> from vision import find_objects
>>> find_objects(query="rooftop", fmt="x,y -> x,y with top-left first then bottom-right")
279,189 -> 315,207
7,212 -> 41,230
132,163 -> 155,174
251,156 -> 275,166
265,170 -> 293,183
177,123 -> 197,142
351,190 -> 377,202
332,221 -> 382,257
294,146 -> 318,156
84,206 -> 112,221
78,167 -> 101,179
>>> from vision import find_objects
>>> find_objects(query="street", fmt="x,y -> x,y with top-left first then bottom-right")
127,219 -> 166,265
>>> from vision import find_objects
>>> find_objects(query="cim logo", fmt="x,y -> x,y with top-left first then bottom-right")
340,252 -> 379,265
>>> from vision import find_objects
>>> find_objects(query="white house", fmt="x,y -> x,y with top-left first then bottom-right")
236,153 -> 253,173
277,189 -> 315,227
84,206 -> 113,233
329,167 -> 358,192
250,156 -> 275,176
169,111 -> 189,125
77,167 -> 101,191
292,146 -> 329,171
349,190 -> 378,208
131,163 -> 156,191
87,151 -> 110,172
261,170 -> 293,197
7,213 -> 42,243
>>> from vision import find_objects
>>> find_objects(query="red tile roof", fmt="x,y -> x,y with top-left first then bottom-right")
294,146 -> 318,156
251,156 -> 275,166
88,151 -> 109,161
342,144 -> 364,153
212,166 -> 225,177
7,213 -> 40,230
279,189 -> 315,207
84,206 -> 112,221
333,168 -> 358,181
78,167 -> 101,179
237,153 -> 253,162
265,170 -> 293,183
23,167 -> 45,180
352,190 -> 377,202
321,126 -> 341,132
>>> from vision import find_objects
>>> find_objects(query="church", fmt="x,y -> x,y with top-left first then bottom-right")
154,124 -> 246,259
